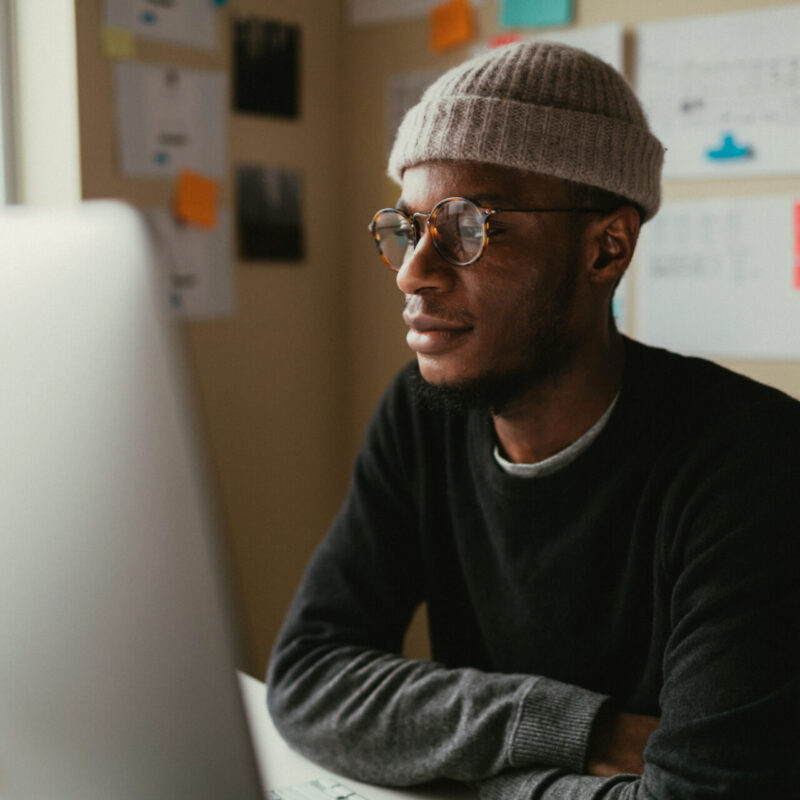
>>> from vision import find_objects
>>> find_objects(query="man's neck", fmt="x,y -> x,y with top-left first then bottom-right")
492,332 -> 625,465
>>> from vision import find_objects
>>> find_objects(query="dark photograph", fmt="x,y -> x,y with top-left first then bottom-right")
233,17 -> 300,118
236,164 -> 304,262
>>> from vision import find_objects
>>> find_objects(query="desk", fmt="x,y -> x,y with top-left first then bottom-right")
238,672 -> 476,800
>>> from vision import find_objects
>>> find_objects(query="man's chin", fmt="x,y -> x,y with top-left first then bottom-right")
409,367 -> 525,415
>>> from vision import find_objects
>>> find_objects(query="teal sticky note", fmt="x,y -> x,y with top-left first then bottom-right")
500,0 -> 573,28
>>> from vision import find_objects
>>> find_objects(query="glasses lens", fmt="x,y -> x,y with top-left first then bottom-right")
372,210 -> 414,269
431,199 -> 485,265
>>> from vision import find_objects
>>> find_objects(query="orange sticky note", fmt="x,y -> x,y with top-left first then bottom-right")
174,170 -> 218,229
430,0 -> 475,53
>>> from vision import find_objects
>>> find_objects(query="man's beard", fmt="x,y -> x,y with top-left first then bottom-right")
409,367 -> 536,415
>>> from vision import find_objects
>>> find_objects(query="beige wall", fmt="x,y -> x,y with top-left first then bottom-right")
72,0 -> 800,675
74,0 -> 347,677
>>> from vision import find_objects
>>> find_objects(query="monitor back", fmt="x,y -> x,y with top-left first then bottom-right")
0,202 -> 263,800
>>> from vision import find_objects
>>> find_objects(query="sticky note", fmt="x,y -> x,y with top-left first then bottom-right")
430,0 -> 475,53
499,0 -> 572,28
101,27 -> 135,60
174,170 -> 219,230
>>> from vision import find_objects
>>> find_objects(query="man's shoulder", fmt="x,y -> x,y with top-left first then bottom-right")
629,338 -> 800,454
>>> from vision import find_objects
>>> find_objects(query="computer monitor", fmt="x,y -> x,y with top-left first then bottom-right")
0,201 -> 264,799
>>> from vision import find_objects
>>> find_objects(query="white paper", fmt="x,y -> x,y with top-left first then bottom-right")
637,6 -> 800,179
348,0 -> 482,27
114,62 -> 227,178
104,0 -> 218,50
634,195 -> 800,360
144,208 -> 234,318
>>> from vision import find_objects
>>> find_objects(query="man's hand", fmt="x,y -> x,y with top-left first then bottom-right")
586,706 -> 659,776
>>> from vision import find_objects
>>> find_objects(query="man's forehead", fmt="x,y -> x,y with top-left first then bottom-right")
398,162 -> 571,210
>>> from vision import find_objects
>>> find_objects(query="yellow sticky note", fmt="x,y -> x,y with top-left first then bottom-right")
101,27 -> 135,60
430,0 -> 475,53
174,170 -> 219,230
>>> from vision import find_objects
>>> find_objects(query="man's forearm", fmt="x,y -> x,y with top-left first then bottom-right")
268,641 -> 609,786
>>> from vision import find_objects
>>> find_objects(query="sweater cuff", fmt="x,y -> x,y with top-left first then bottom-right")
509,676 -> 609,772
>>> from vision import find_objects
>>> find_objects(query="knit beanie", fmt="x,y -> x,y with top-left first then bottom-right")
388,41 -> 664,221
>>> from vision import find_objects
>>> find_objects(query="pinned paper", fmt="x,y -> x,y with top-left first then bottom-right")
101,27 -> 135,60
174,170 -> 218,229
430,0 -> 475,52
499,0 -> 572,28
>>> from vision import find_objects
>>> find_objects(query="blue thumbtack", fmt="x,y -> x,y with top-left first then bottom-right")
139,11 -> 157,24
153,151 -> 170,165
211,0 -> 229,6
706,132 -> 753,160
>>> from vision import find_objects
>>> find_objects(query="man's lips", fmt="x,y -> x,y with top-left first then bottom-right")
402,312 -> 473,354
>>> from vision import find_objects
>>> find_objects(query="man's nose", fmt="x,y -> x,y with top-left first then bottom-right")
395,230 -> 455,295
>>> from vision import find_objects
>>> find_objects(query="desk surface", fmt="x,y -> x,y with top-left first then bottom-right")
238,673 -> 475,800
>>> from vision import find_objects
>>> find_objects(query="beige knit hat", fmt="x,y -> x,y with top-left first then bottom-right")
388,41 -> 664,221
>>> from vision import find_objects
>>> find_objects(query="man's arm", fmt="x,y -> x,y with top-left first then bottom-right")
267,369 -> 610,784
267,486 -> 609,785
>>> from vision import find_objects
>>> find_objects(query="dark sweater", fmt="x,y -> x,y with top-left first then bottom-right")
268,339 -> 800,799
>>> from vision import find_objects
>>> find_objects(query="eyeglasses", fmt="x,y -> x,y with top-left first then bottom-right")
368,196 -> 605,271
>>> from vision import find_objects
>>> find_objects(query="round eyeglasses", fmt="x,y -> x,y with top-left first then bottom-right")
368,196 -> 605,271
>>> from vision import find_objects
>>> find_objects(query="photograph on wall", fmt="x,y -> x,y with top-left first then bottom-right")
233,17 -> 300,118
236,165 -> 304,262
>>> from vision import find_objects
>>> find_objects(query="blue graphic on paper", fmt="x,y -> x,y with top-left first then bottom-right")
153,151 -> 170,166
139,11 -> 157,25
706,132 -> 753,160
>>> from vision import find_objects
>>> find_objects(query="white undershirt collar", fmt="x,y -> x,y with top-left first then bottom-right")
493,392 -> 619,478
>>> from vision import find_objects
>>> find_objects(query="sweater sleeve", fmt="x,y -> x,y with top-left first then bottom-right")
267,369 -> 608,785
475,409 -> 800,799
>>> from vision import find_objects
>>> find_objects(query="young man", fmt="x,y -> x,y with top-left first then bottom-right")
268,42 -> 800,799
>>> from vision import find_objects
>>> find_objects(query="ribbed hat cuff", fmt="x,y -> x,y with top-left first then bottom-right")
388,96 -> 663,221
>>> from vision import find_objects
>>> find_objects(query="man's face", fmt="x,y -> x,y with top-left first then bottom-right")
397,161 -> 594,412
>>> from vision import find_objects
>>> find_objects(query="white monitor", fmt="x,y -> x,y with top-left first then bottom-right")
0,201 -> 264,799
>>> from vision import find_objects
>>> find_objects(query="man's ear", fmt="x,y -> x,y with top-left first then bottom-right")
586,206 -> 640,286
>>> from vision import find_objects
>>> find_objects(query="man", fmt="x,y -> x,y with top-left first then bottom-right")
268,42 -> 800,799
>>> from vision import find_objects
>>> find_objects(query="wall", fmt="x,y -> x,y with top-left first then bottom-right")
74,0 -> 346,677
